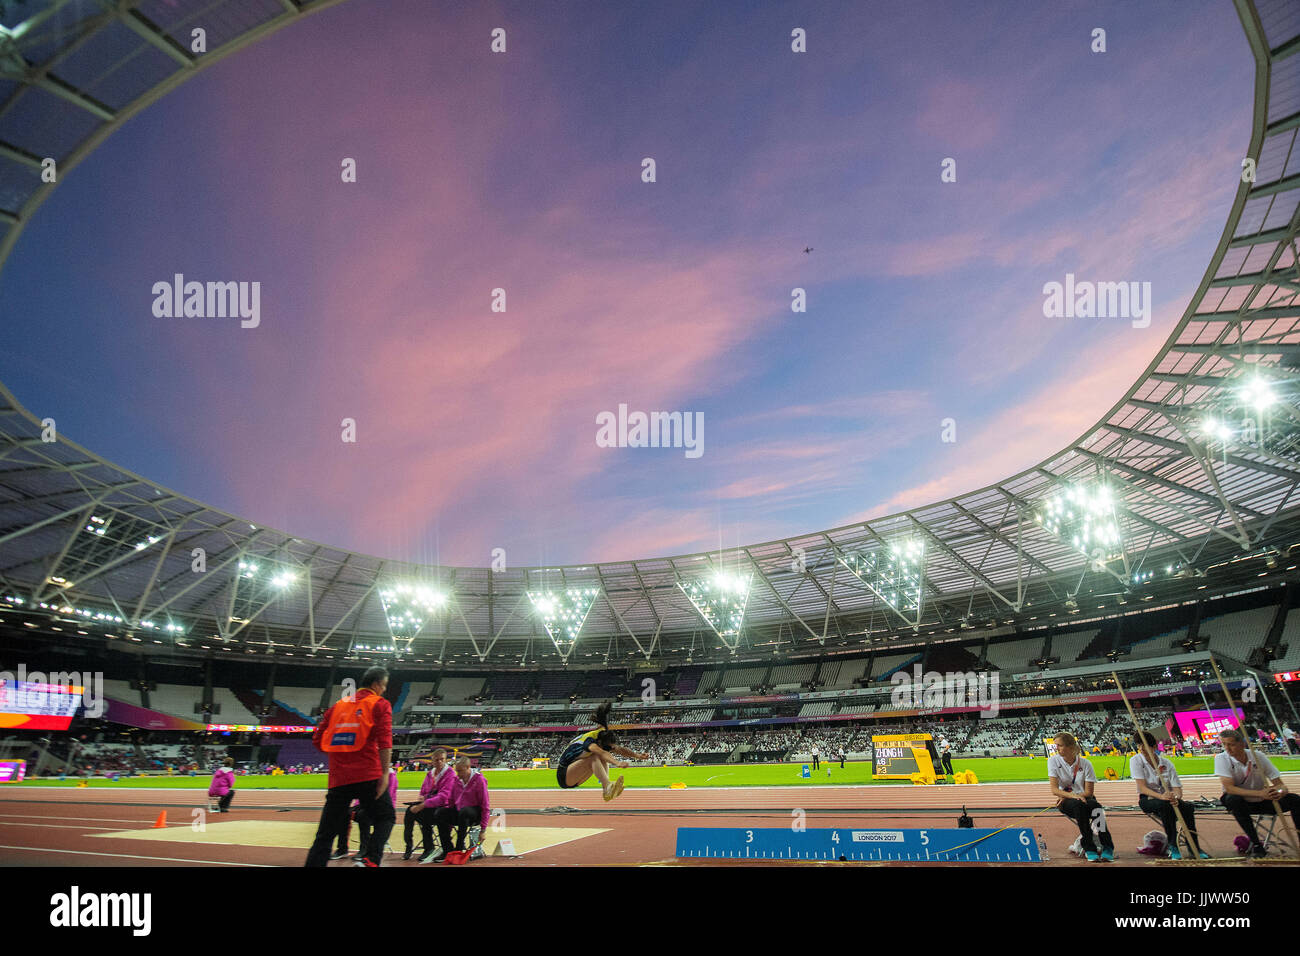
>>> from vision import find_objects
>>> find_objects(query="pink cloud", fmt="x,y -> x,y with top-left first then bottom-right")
841,317 -> 1174,524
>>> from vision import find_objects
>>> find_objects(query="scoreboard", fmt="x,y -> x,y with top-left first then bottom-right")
0,680 -> 82,731
871,733 -> 935,779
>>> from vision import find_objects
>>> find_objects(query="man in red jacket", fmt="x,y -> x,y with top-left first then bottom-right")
304,666 -> 396,867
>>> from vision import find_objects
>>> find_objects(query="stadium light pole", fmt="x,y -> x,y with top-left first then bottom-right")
1196,677 -> 1213,715
1249,669 -> 1288,742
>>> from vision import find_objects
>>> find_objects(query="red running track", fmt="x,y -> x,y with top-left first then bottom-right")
0,777 -> 1297,867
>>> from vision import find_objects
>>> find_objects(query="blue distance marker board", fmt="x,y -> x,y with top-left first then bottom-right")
675,827 -> 1043,862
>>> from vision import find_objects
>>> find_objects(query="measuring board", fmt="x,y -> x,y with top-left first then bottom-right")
675,827 -> 1043,862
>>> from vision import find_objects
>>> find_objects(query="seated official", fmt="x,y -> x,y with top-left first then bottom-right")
408,748 -> 456,863
1216,728 -> 1300,857
434,756 -> 491,858
207,757 -> 236,812
1047,732 -> 1115,862
1130,730 -> 1207,860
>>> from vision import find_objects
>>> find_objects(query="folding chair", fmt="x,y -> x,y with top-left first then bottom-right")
1252,813 -> 1283,855
411,822 -> 482,860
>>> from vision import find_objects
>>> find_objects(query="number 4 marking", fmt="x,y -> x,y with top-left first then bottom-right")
831,831 -> 840,843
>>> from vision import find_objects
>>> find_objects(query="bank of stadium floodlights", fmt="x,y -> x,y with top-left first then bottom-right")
2,0 -> 1300,664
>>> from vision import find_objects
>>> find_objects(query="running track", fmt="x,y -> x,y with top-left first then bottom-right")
1,776 -> 1297,867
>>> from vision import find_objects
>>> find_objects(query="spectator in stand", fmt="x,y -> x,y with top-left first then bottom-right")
408,748 -> 456,863
434,757 -> 491,858
304,666 -> 396,868
208,757 -> 236,813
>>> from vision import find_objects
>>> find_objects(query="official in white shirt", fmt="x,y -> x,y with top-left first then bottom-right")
1047,732 -> 1115,862
1215,728 -> 1300,857
1130,730 -> 1207,859
938,736 -> 954,776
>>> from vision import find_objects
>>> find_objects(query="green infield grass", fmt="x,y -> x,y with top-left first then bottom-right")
13,754 -> 1300,790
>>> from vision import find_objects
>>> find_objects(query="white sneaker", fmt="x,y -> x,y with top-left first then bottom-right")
603,776 -> 625,802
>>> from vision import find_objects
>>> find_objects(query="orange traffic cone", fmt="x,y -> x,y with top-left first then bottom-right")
151,810 -> 167,829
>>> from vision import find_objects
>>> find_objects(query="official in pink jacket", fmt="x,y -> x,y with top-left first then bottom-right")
432,756 -> 491,861
407,748 -> 456,863
208,757 -> 236,812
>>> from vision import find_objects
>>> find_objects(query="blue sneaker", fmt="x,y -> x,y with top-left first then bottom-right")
1198,851 -> 1211,860
1101,848 -> 1115,862
1085,850 -> 1100,862
1169,848 -> 1182,861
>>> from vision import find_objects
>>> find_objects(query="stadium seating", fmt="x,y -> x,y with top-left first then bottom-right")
721,666 -> 767,693
210,688 -> 258,723
697,669 -> 723,693
436,676 -> 486,703
535,673 -> 583,700
985,637 -> 1043,672
870,653 -> 921,682
835,701 -> 877,715
798,701 -> 836,717
1201,606 -> 1275,662
817,660 -> 842,687
484,673 -> 533,700
1121,629 -> 1185,660
274,686 -> 326,720
149,683 -> 204,718
102,678 -> 138,706
671,666 -> 705,695
1050,629 -> 1100,665
579,670 -> 628,699
770,662 -> 815,686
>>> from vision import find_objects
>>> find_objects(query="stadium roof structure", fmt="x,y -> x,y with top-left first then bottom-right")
3,0 -> 1300,668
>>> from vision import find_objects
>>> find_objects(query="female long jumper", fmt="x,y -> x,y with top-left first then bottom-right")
555,702 -> 649,802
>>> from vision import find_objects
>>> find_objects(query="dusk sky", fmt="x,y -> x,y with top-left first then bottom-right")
0,0 -> 1251,569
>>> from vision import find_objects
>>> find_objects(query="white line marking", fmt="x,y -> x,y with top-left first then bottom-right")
0,814 -> 160,823
0,822 -> 129,830
0,844 -> 275,865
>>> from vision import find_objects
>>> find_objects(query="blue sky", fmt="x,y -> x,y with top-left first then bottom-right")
0,0 -> 1251,567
